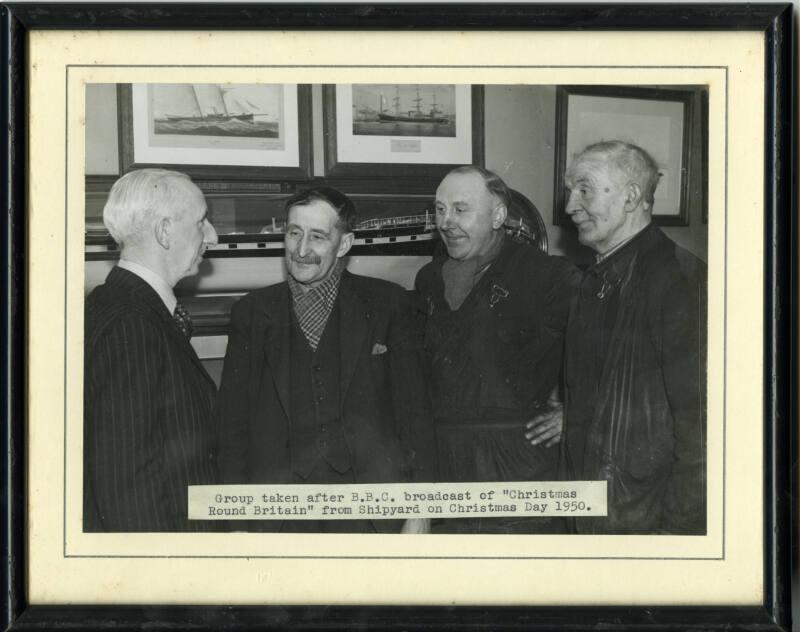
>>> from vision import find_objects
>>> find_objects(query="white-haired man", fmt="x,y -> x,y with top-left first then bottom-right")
558,141 -> 706,534
84,168 -> 219,532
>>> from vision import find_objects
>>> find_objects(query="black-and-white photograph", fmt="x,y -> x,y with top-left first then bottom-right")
83,81 -> 708,537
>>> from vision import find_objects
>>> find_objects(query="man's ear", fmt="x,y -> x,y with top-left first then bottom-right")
491,204 -> 508,230
624,183 -> 644,213
154,217 -> 171,249
337,231 -> 355,258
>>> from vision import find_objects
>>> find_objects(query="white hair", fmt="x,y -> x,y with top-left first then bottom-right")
569,141 -> 662,212
103,169 -> 200,247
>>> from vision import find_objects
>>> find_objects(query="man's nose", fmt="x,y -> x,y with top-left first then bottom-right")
203,220 -> 219,246
438,208 -> 455,229
564,190 -> 580,215
297,235 -> 312,256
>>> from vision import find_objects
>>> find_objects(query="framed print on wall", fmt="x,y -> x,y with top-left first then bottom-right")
553,85 -> 702,226
322,84 -> 484,186
119,82 -> 313,183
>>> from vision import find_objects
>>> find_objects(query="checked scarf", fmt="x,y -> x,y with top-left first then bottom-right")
287,260 -> 345,350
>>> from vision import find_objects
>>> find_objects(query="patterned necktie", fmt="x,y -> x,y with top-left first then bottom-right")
173,302 -> 193,338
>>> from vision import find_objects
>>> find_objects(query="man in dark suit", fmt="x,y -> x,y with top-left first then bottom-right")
217,187 -> 433,533
84,168 -> 219,532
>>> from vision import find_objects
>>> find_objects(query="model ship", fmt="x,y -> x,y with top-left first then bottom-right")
87,211 -> 542,261
378,86 -> 449,124
242,212 -> 440,256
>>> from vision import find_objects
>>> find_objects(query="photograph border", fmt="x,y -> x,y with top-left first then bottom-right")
3,3 -> 795,631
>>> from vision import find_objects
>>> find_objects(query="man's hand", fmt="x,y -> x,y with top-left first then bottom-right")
401,518 -> 431,534
525,401 -> 564,448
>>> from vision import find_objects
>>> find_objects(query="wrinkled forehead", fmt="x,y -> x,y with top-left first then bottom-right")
287,199 -> 341,230
436,172 -> 492,205
565,153 -> 618,186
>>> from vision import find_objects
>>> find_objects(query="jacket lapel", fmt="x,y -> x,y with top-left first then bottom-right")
597,251 -> 641,386
260,285 -> 292,419
111,267 -> 216,389
136,286 -> 216,389
337,273 -> 371,403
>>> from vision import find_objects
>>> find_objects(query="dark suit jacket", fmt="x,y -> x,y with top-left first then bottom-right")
217,271 -> 435,493
84,266 -> 219,532
562,225 -> 706,534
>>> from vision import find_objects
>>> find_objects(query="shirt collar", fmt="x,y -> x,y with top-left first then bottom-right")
594,223 -> 653,265
117,259 -> 178,314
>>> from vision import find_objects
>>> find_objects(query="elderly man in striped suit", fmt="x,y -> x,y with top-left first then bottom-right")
84,168 -> 219,532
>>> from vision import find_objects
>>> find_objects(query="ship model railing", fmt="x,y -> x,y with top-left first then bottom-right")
356,212 -> 435,231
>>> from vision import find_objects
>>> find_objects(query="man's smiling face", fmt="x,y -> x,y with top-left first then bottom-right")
434,171 -> 503,261
284,199 -> 353,288
564,154 -> 630,254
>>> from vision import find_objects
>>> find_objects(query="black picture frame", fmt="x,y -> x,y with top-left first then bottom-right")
118,82 -> 314,186
322,83 -> 485,190
552,85 -> 701,227
3,4 -> 794,632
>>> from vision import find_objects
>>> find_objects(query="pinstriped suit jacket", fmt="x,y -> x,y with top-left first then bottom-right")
84,266 -> 218,532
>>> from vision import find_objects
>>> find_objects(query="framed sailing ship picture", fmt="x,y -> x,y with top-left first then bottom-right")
119,83 -> 313,184
323,84 -> 484,186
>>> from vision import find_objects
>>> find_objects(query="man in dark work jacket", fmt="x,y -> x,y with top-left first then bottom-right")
558,141 -> 706,534
84,169 -> 219,532
217,187 -> 434,533
415,166 -> 579,534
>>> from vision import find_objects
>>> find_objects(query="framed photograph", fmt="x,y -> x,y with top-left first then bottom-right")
323,83 -> 484,185
553,85 -> 699,226
4,4 -> 794,632
119,82 -> 314,183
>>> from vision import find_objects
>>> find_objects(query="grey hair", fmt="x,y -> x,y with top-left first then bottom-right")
103,169 -> 200,247
573,141 -> 662,211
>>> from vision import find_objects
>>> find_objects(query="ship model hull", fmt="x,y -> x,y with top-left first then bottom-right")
86,216 -> 439,260
86,211 -> 541,261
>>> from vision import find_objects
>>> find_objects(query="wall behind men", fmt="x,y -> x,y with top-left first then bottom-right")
85,83 -> 707,262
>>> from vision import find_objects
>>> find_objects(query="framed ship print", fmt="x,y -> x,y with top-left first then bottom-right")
119,82 -> 313,182
4,4 -> 794,632
322,83 -> 484,186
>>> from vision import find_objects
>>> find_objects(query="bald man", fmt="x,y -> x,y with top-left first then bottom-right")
414,166 -> 579,534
